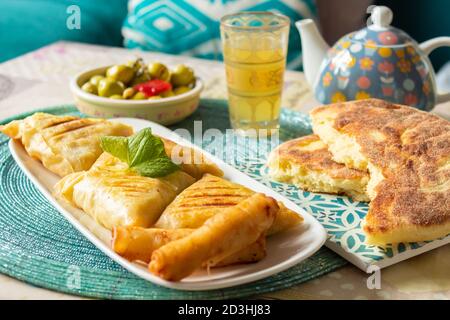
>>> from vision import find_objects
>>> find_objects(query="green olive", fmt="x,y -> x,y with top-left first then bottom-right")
106,65 -> 135,85
160,90 -> 175,98
81,82 -> 98,95
170,64 -> 195,87
130,71 -> 151,86
109,94 -> 123,99
97,78 -> 124,97
132,92 -> 147,100
90,75 -> 105,87
122,87 -> 136,99
147,62 -> 170,81
148,95 -> 162,100
126,58 -> 145,72
173,86 -> 191,95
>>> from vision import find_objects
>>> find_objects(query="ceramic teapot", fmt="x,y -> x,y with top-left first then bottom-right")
295,6 -> 450,110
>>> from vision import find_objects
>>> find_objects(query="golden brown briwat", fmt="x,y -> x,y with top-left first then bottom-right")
155,174 -> 303,236
0,113 -> 133,177
311,99 -> 450,245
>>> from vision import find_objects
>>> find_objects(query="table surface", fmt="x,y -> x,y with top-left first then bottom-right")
0,41 -> 449,300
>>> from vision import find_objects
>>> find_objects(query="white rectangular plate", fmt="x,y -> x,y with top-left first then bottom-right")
9,117 -> 326,291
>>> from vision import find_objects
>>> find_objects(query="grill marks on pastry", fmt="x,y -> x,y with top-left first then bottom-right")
44,119 -> 102,140
41,116 -> 79,130
171,184 -> 249,210
155,173 -> 303,235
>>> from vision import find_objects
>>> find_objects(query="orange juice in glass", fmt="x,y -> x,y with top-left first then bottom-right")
220,12 -> 290,134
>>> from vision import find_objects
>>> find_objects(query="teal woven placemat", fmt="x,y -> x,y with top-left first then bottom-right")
0,100 -> 346,299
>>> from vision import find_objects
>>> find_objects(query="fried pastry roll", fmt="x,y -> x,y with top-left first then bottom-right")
112,227 -> 266,267
148,193 -> 278,281
205,236 -> 266,268
112,227 -> 193,263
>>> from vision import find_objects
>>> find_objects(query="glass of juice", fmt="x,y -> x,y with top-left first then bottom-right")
220,12 -> 290,135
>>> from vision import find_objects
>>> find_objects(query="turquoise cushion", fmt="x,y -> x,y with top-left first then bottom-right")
122,0 -> 317,70
0,0 -> 128,63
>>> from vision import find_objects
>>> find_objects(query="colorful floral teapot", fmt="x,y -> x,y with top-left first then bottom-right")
295,6 -> 450,110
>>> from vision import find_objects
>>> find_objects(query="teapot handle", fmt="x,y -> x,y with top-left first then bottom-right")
419,37 -> 450,103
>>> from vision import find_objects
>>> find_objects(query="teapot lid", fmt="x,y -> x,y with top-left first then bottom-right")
349,6 -> 414,47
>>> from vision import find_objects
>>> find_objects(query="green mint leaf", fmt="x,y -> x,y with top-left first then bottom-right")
127,127 -> 166,167
133,157 -> 179,178
100,136 -> 129,163
101,127 -> 179,178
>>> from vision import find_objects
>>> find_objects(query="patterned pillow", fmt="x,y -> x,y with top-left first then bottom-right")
122,0 -> 317,70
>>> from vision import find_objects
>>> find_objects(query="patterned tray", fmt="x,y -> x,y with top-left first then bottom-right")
0,101 -> 346,299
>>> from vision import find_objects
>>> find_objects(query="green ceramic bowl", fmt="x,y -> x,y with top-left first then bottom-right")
70,66 -> 203,125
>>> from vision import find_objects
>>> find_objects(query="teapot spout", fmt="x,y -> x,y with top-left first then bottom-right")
295,19 -> 329,87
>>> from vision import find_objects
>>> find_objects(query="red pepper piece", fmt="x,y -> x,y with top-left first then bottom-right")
133,79 -> 172,97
